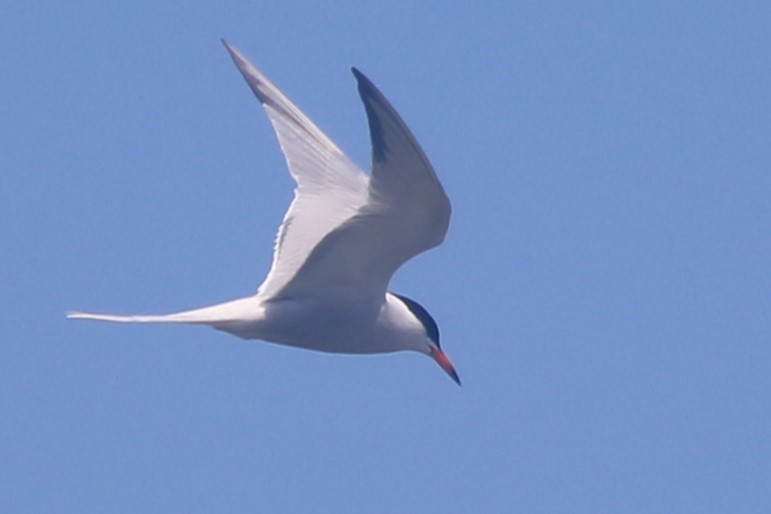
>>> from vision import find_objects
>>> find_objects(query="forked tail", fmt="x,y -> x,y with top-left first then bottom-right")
66,311 -> 186,323
66,297 -> 263,327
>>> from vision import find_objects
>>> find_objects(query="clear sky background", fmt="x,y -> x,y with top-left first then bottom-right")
3,2 -> 770,513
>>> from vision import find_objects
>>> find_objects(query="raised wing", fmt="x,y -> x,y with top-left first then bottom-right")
222,40 -> 369,299
354,68 -> 451,258
270,67 -> 451,301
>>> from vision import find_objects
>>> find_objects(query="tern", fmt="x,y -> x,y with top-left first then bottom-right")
68,40 -> 459,385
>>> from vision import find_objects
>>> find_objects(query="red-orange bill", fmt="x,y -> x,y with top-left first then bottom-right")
430,347 -> 461,386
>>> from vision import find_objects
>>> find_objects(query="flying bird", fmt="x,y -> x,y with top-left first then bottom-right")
68,40 -> 459,385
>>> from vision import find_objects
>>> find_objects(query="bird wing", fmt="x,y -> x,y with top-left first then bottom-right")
268,67 -> 451,301
225,41 -> 450,303
222,40 -> 369,299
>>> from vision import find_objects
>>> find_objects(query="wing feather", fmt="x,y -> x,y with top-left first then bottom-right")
272,67 -> 451,300
222,40 -> 369,298
223,41 -> 449,303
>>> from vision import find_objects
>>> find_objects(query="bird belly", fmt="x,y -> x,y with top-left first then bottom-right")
219,297 -> 393,354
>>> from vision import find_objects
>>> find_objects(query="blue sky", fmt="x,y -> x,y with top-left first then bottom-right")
3,2 -> 770,512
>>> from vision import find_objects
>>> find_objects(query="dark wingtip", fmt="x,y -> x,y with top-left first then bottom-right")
352,67 -> 389,164
351,67 -> 375,95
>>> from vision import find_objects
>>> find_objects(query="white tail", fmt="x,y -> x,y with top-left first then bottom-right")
66,296 -> 264,327
66,311 -> 187,323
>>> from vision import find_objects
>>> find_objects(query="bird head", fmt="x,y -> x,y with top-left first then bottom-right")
391,293 -> 461,386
